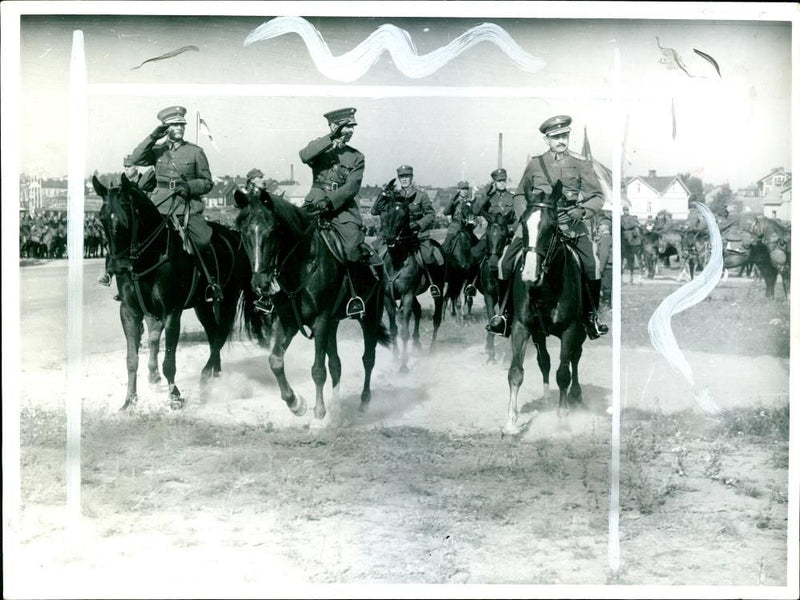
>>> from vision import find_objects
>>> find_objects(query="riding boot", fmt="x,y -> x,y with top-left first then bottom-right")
486,278 -> 512,337
584,279 -> 609,340
198,245 -> 223,303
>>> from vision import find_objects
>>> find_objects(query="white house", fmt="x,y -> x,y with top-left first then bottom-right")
623,170 -> 690,220
756,167 -> 790,198
762,178 -> 792,221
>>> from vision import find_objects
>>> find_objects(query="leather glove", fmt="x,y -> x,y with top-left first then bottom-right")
566,206 -> 586,222
309,196 -> 332,213
150,124 -> 170,140
175,182 -> 191,198
409,221 -> 421,233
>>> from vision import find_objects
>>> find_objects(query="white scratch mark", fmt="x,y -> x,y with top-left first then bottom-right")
244,17 -> 545,82
647,201 -> 723,413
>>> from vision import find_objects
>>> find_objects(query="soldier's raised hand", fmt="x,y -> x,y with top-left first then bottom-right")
382,178 -> 397,196
331,122 -> 348,141
150,123 -> 170,140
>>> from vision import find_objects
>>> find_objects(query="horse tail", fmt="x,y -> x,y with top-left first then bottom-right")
373,321 -> 392,348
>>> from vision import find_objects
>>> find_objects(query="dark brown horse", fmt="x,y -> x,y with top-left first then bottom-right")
505,181 -> 587,434
93,175 -> 267,410
234,189 -> 390,422
748,217 -> 790,299
475,213 -> 514,363
378,196 -> 445,372
442,215 -> 480,321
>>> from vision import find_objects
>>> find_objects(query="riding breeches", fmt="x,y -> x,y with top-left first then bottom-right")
184,214 -> 213,251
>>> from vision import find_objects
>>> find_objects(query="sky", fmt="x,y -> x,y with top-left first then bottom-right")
7,3 -> 795,191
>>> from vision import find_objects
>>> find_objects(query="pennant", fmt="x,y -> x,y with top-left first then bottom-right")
656,37 -> 694,78
197,112 -> 220,151
581,126 -> 593,161
130,45 -> 199,70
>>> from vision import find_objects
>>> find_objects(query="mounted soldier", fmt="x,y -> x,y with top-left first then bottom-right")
245,168 -> 266,194
472,167 -> 516,259
486,114 -> 609,340
442,180 -> 479,252
128,105 -> 222,302
621,205 -> 643,247
371,164 -> 443,297
299,106 -> 377,318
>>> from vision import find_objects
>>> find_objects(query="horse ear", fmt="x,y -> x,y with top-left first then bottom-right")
92,175 -> 107,198
233,189 -> 248,209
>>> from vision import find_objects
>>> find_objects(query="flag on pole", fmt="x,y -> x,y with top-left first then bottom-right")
197,112 -> 219,150
582,127 -> 629,209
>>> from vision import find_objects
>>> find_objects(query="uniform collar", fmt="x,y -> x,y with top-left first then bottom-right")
549,150 -> 569,161
169,140 -> 186,151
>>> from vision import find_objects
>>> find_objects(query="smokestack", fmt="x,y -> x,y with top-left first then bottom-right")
290,164 -> 294,183
648,169 -> 656,178
498,133 -> 503,168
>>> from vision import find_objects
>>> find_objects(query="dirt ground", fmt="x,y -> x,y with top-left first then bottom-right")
5,258 -> 792,597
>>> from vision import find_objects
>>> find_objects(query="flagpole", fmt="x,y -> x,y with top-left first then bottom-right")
196,111 -> 199,145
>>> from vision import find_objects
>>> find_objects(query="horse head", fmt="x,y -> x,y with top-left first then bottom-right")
93,174 -> 140,269
381,195 -> 412,249
484,215 -> 511,270
234,188 -> 281,296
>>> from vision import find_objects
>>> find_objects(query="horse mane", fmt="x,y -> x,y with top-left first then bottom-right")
270,192 -> 312,238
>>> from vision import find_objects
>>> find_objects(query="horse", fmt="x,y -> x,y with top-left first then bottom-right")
92,174 -> 267,410
639,230 -> 659,278
442,215 -> 479,321
475,213 -> 513,363
234,188 -> 391,422
679,229 -> 710,281
504,180 -> 587,435
377,195 -> 445,372
748,217 -> 790,299
620,224 -> 646,283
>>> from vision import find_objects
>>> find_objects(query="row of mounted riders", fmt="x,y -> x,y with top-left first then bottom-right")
619,211 -> 791,298
92,173 -> 605,434
19,212 -> 107,259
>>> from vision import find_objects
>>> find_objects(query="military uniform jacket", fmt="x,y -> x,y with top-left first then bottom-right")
514,150 -> 604,237
621,214 -> 640,231
372,185 -> 435,240
299,133 -> 364,227
130,136 -> 213,216
473,185 -> 515,227
443,195 -> 475,234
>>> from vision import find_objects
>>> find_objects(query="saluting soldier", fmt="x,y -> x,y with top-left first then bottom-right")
472,167 -> 516,260
129,105 -> 221,300
487,114 -> 608,339
372,164 -> 442,296
245,168 -> 266,194
442,181 -> 479,251
299,107 -> 371,316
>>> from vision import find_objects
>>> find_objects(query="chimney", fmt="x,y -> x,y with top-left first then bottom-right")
290,164 -> 294,183
648,169 -> 656,178
497,133 -> 503,168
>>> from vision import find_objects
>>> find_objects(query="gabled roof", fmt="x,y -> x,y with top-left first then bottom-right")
626,174 -> 689,196
756,167 -> 790,183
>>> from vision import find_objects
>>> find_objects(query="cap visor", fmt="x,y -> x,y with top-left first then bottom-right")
546,126 -> 571,136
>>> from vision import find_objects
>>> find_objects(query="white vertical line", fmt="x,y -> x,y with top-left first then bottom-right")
608,41 -> 623,576
66,29 -> 87,525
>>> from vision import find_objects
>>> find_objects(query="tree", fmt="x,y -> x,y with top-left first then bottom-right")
678,172 -> 705,203
709,183 -> 733,216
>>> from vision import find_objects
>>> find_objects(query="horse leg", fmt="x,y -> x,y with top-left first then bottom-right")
431,285 -> 444,351
269,321 -> 305,416
326,320 -> 342,404
310,316 -> 330,422
144,314 -> 163,384
411,297 -> 422,350
195,294 -> 238,381
162,311 -> 185,409
566,328 -> 584,409
504,321 -> 530,435
484,294 -> 496,363
399,292 -> 414,373
359,318 -> 379,409
532,334 -> 551,403
386,298 -> 399,359
556,333 -> 574,419
119,305 -> 144,410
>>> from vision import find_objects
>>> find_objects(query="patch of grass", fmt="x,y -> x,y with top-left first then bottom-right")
713,403 -> 790,441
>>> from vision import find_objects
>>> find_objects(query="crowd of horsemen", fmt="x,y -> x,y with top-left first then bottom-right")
38,104 -> 787,344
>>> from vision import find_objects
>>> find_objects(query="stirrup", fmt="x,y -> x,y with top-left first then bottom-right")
346,296 -> 365,319
464,283 -> 477,297
97,273 -> 112,286
429,284 -> 442,299
486,314 -> 510,338
204,282 -> 223,303
254,296 -> 274,315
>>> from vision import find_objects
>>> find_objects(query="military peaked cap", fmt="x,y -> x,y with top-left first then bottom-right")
490,168 -> 508,181
397,165 -> 414,176
246,168 -> 264,180
324,107 -> 358,126
539,115 -> 572,136
457,180 -> 470,190
157,105 -> 188,125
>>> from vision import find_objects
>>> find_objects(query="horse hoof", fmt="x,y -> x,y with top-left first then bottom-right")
288,394 -> 307,417
120,395 -> 137,411
148,373 -> 161,385
169,398 -> 185,410
501,424 -> 520,437
399,364 -> 410,374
